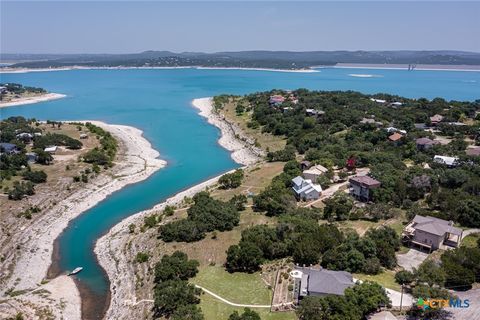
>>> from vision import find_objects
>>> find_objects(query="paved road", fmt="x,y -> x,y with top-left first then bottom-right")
449,289 -> 480,320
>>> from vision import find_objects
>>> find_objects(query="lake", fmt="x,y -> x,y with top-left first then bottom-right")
1,67 -> 479,313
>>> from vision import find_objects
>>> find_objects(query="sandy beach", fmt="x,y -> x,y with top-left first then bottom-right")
0,121 -> 165,320
0,92 -> 66,108
95,97 -> 262,319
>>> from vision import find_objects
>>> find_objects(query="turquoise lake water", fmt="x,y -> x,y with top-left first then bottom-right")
1,67 -> 479,302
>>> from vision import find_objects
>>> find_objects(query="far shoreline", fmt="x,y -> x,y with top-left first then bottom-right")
326,63 -> 480,72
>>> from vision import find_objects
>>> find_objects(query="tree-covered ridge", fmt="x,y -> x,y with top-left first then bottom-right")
6,50 -> 480,69
0,83 -> 46,96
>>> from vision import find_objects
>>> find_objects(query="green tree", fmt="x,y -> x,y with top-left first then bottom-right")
228,308 -> 261,320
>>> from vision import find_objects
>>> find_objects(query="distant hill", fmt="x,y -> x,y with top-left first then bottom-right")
2,50 -> 480,70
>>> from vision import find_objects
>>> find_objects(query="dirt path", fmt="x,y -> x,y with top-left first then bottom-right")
195,285 -> 271,308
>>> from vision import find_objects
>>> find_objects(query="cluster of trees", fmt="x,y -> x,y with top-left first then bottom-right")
159,192 -> 240,242
225,212 -> 399,275
219,169 -> 244,189
228,308 -> 260,320
83,122 -> 118,166
0,83 -> 46,96
153,251 -> 204,320
322,227 -> 400,274
34,132 -> 83,150
7,181 -> 35,200
296,281 -> 390,320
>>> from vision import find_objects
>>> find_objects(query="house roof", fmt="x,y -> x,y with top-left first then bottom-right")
430,114 -> 444,123
412,215 -> 462,237
44,146 -> 58,152
466,147 -> 480,156
292,176 -> 322,195
303,164 -> 328,176
388,132 -> 403,141
0,142 -> 18,152
349,175 -> 381,188
434,155 -> 458,166
301,268 -> 354,296
416,137 -> 439,146
414,123 -> 427,130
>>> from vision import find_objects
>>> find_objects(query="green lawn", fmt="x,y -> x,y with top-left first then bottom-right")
198,294 -> 296,320
191,266 -> 272,305
354,269 -> 401,291
461,233 -> 480,248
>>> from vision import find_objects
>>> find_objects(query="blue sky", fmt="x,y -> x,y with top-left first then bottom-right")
1,1 -> 479,53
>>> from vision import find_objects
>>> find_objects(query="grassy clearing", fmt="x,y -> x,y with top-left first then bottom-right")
461,233 -> 480,248
191,266 -> 272,305
221,99 -> 286,152
354,269 -> 401,291
198,294 -> 296,320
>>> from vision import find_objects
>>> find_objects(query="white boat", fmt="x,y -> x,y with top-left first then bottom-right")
68,267 -> 83,276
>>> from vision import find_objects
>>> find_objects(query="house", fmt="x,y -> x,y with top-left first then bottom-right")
402,215 -> 463,251
370,98 -> 386,104
430,114 -> 444,125
360,118 -> 383,127
388,132 -> 403,144
386,127 -> 407,135
0,142 -> 20,155
414,123 -> 428,130
293,267 -> 354,302
390,102 -> 403,107
16,132 -> 33,142
303,164 -> 329,182
80,133 -> 88,139
466,147 -> 480,157
349,176 -> 381,201
305,108 -> 325,117
300,160 -> 312,170
433,155 -> 459,167
416,137 -> 440,150
26,152 -> 38,163
292,176 -> 322,200
0,86 -> 7,94
44,146 -> 58,154
269,95 -> 286,106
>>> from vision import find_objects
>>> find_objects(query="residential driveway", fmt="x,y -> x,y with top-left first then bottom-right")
396,249 -> 428,272
386,287 -> 412,308
448,289 -> 480,320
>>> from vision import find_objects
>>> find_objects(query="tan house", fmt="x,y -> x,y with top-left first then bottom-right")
402,215 -> 463,252
303,164 -> 328,182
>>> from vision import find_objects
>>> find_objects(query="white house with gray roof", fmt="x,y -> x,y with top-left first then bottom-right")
292,176 -> 322,200
293,267 -> 354,302
402,215 -> 463,252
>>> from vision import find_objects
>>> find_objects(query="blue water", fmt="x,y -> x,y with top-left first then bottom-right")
0,67 -> 479,299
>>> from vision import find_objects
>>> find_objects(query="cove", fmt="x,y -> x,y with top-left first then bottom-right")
1,67 -> 479,318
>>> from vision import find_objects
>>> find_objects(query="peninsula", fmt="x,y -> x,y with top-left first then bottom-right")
0,83 -> 66,108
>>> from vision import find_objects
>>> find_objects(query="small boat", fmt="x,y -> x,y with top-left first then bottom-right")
68,267 -> 83,276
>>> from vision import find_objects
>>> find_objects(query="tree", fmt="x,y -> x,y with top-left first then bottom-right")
153,280 -> 201,317
456,198 -> 480,228
171,304 -> 204,320
23,170 -> 47,183
154,251 -> 199,283
292,236 -> 321,266
415,260 -> 445,287
323,192 -> 353,221
225,242 -> 264,273
219,169 -> 244,189
228,308 -> 261,320
395,270 -> 414,285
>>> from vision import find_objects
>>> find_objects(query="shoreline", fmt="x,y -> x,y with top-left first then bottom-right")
0,92 -> 66,108
326,63 -> 480,72
0,121 -> 165,320
95,97 -> 261,319
0,65 -> 318,74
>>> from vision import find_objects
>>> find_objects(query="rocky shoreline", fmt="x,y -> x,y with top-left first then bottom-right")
95,97 -> 261,319
0,121 -> 166,320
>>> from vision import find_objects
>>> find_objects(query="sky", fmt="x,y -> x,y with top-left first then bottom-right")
1,1 -> 480,54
